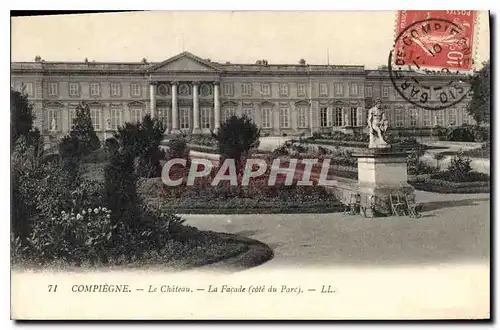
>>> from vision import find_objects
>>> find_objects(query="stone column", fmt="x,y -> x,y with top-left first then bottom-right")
149,81 -> 157,118
214,82 -> 221,131
171,82 -> 180,134
192,81 -> 201,134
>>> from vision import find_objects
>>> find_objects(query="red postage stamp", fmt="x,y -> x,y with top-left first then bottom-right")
394,10 -> 477,70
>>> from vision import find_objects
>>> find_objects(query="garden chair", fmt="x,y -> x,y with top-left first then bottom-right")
405,194 -> 421,218
389,194 -> 406,216
347,193 -> 361,215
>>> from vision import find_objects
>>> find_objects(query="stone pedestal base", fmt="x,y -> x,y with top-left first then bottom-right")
353,148 -> 414,216
191,127 -> 202,135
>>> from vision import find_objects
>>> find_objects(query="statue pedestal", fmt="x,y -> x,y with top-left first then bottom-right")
353,148 -> 414,216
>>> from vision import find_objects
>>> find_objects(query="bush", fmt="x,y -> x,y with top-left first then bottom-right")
213,115 -> 260,166
167,135 -> 190,160
446,152 -> 473,181
11,88 -> 35,150
104,149 -> 141,230
69,102 -> 101,157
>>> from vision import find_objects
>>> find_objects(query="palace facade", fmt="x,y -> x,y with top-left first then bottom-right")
11,51 -> 475,141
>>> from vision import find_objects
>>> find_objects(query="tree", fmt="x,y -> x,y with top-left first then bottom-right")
113,114 -> 166,177
212,115 -> 260,175
11,88 -> 35,148
70,102 -> 101,157
467,61 -> 490,124
137,114 -> 166,177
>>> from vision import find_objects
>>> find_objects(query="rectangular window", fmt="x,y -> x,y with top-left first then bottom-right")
350,107 -> 358,127
297,106 -> 308,128
366,86 -> 373,97
279,107 -> 290,128
261,107 -> 272,128
24,82 -> 33,96
69,83 -> 79,96
463,112 -> 472,125
223,107 -> 235,122
110,83 -> 121,97
48,82 -> 58,96
130,108 -> 143,123
319,83 -> 328,96
157,107 -> 171,129
241,83 -> 252,96
69,109 -> 77,130
382,87 -> 389,98
109,108 -> 123,130
243,107 -> 253,120
349,84 -> 358,96
334,83 -> 343,96
90,109 -> 101,131
279,83 -> 289,97
409,108 -> 417,127
333,107 -> 343,127
423,110 -> 431,127
131,83 -> 141,97
449,109 -> 457,126
261,83 -> 271,97
179,108 -> 190,129
201,107 -> 211,129
435,110 -> 444,126
297,83 -> 306,97
320,107 -> 328,127
46,109 -> 60,131
395,108 -> 404,127
223,83 -> 234,96
90,83 -> 100,97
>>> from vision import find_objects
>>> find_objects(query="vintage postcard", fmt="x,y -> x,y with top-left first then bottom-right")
10,10 -> 491,320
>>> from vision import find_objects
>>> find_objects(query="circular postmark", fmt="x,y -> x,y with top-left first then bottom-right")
388,17 -> 474,111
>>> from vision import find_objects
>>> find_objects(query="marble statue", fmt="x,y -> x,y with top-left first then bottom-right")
106,118 -> 112,130
367,99 -> 389,149
50,118 -> 57,132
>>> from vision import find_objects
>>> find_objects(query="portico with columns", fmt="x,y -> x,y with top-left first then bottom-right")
147,52 -> 222,135
149,80 -> 221,135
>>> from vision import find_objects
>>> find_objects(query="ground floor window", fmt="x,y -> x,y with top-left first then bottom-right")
333,107 -> 342,127
90,108 -> 101,131
201,107 -> 211,129
297,106 -> 308,128
435,110 -> 444,126
320,107 -> 328,127
422,110 -> 431,127
109,108 -> 123,130
223,107 -> 235,123
46,109 -> 60,131
409,108 -> 417,127
157,107 -> 171,129
69,109 -> 77,130
463,111 -> 473,125
243,107 -> 253,121
261,107 -> 272,128
279,107 -> 290,128
130,108 -> 143,123
395,108 -> 404,127
179,107 -> 190,129
448,109 -> 457,126
350,107 -> 358,126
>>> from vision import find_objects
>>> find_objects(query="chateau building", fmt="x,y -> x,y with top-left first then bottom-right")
11,51 -> 475,141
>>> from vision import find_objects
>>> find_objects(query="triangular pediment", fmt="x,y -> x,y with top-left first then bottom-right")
149,52 -> 220,73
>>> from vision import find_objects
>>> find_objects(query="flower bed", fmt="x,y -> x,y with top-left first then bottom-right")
408,170 -> 490,193
138,173 -> 343,215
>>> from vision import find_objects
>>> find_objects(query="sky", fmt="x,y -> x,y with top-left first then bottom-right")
11,11 -> 490,69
